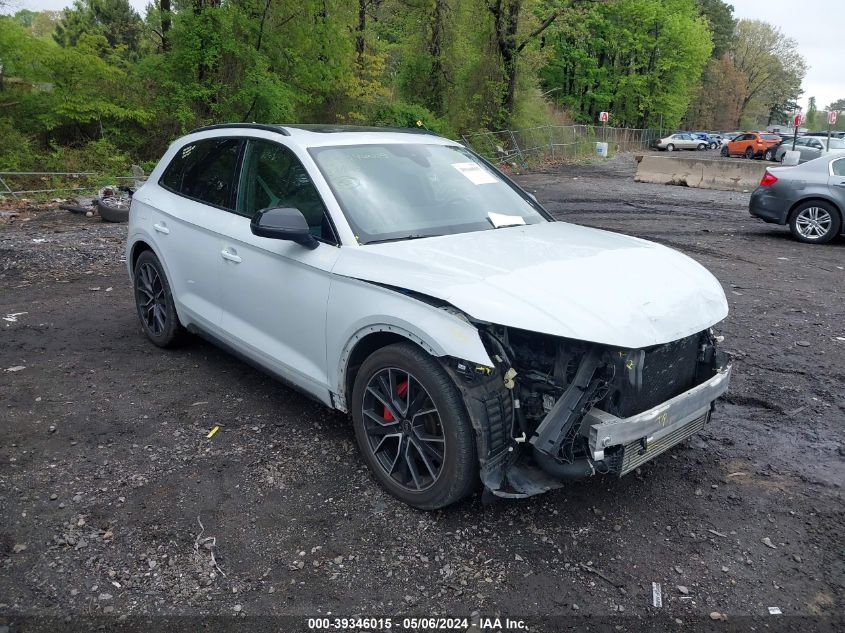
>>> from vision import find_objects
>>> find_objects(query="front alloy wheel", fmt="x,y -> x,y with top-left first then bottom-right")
361,367 -> 445,492
351,342 -> 478,509
789,202 -> 840,244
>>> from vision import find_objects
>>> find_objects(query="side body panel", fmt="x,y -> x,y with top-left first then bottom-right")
325,275 -> 493,408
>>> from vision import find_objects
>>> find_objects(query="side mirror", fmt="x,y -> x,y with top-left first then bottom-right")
250,207 -> 318,250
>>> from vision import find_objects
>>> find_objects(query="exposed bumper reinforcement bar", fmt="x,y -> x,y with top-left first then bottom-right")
585,353 -> 732,463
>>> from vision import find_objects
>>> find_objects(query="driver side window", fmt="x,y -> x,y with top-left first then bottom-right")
237,140 -> 337,244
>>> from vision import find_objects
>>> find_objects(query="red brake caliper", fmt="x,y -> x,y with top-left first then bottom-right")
383,380 -> 408,421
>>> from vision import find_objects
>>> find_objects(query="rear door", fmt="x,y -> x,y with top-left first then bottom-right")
829,158 -> 845,211
217,138 -> 341,398
151,137 -> 243,330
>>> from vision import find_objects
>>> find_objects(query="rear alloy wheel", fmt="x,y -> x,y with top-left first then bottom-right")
351,343 -> 477,509
720,145 -> 729,157
133,250 -> 184,347
789,202 -> 841,244
744,147 -> 755,159
666,144 -> 675,152
764,148 -> 774,161
697,143 -> 706,150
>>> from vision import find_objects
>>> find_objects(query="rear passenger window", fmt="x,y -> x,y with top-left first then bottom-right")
832,159 -> 845,176
160,138 -> 242,209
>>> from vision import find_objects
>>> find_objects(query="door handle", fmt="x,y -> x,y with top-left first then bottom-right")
153,223 -> 170,235
221,249 -> 242,263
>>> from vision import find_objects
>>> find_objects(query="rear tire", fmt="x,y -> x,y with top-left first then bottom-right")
666,144 -> 675,152
788,201 -> 841,244
133,250 -> 185,348
764,149 -> 774,161
720,146 -> 728,157
744,147 -> 754,159
350,342 -> 478,510
697,143 -> 706,150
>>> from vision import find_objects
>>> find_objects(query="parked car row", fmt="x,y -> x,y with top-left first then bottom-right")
653,132 -> 719,151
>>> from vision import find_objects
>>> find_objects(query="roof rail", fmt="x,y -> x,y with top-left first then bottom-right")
188,123 -> 290,136
280,124 -> 439,136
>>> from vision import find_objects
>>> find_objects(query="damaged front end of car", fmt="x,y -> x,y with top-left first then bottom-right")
443,325 -> 732,499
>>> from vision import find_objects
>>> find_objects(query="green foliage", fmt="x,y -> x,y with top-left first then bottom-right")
369,101 -> 454,138
695,0 -> 735,58
0,0 -> 808,176
539,0 -> 712,129
54,0 -> 142,54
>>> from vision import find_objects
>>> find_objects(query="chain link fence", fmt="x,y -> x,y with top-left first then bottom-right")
0,171 -> 140,199
462,125 -> 661,167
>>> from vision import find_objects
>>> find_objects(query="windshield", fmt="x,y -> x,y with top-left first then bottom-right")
308,143 -> 548,244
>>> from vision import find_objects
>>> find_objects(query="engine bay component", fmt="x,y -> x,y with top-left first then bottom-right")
456,325 -> 732,499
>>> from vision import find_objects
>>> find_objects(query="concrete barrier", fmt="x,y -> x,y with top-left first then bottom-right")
634,155 -> 768,192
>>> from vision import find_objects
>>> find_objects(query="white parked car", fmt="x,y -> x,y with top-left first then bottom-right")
654,133 -> 708,151
127,124 -> 732,509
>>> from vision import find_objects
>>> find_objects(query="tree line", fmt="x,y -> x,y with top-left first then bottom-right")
0,0 -> 837,174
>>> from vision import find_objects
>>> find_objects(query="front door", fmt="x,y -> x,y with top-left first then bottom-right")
218,139 -> 342,399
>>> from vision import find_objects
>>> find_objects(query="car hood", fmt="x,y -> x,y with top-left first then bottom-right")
334,222 -> 728,349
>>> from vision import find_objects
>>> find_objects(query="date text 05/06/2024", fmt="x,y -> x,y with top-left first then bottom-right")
307,617 -> 528,630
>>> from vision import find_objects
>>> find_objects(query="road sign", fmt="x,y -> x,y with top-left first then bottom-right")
829,111 -> 838,125
793,114 -> 801,126
599,111 -> 609,122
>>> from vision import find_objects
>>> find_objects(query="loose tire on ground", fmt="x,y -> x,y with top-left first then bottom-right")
133,250 -> 185,348
350,342 -> 478,509
788,201 -> 841,244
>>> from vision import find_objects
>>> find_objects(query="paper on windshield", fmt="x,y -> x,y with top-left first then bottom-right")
451,162 -> 498,185
487,212 -> 526,228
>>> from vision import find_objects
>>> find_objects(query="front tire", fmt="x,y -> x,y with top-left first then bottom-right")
697,143 -> 706,150
350,343 -> 478,509
788,202 -> 841,244
720,146 -> 728,157
133,250 -> 185,347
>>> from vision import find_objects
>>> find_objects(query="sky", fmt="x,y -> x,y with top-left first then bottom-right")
3,0 -> 844,112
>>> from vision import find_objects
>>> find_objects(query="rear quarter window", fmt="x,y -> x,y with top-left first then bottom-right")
832,159 -> 845,176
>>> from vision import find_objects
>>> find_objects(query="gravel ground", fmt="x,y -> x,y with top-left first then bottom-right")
1,155 -> 843,632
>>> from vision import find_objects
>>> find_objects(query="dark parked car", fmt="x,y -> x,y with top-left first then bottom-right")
749,154 -> 845,243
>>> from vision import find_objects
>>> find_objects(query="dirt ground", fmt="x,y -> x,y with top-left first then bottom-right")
1,155 -> 843,632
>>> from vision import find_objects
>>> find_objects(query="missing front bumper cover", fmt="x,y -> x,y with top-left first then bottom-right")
585,352 -> 732,463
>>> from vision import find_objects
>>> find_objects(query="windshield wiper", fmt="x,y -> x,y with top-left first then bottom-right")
364,234 -> 439,245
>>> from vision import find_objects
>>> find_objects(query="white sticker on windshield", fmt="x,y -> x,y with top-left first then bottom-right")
488,212 -> 526,228
451,162 -> 498,185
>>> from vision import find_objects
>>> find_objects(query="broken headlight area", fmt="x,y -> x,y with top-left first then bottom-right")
445,326 -> 732,499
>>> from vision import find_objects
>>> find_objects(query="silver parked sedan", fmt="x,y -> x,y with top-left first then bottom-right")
749,154 -> 845,243
654,133 -> 707,151
774,136 -> 845,163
